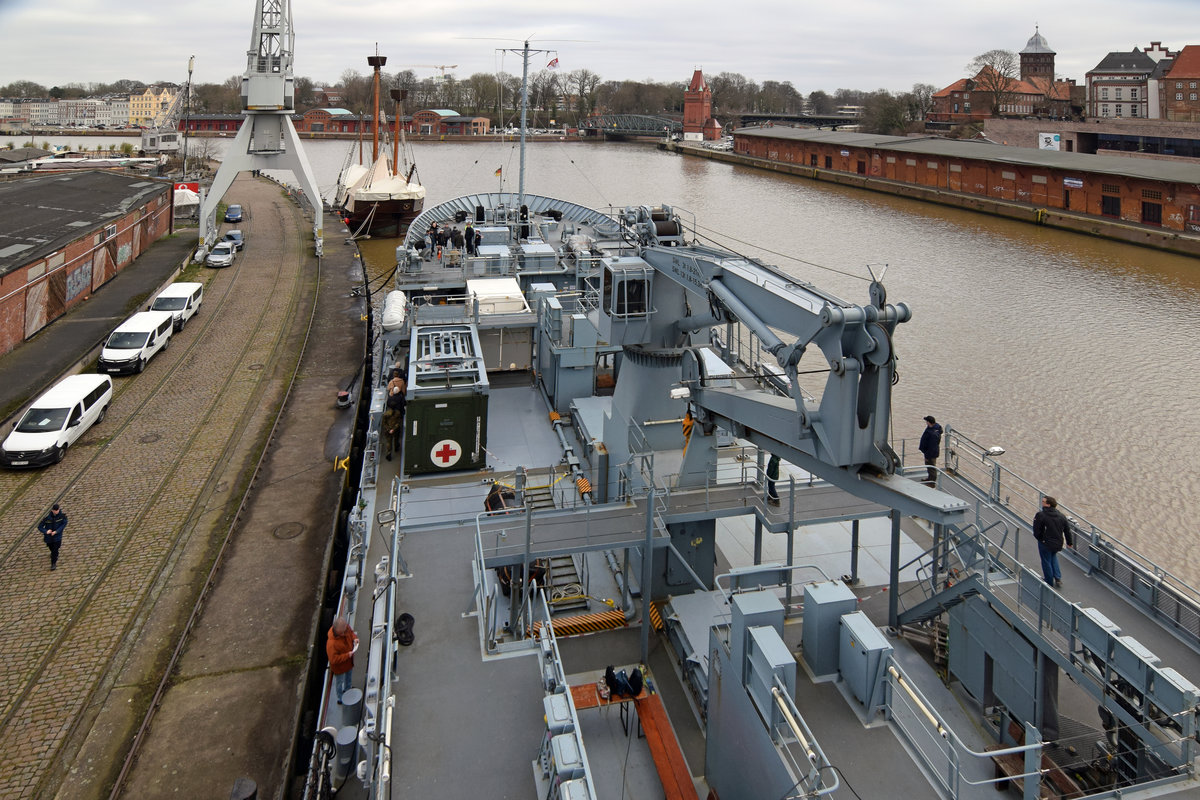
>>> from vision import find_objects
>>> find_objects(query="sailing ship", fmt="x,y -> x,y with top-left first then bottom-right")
332,53 -> 424,238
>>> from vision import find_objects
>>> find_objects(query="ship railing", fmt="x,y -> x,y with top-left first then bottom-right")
473,508 -> 578,656
766,674 -> 839,798
358,476 -> 404,795
939,426 -> 1200,655
893,472 -> 1200,788
884,656 -> 1049,799
899,515 -> 1011,609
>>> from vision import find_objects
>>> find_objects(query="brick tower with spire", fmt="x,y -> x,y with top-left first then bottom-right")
1020,27 -> 1056,82
683,69 -> 721,141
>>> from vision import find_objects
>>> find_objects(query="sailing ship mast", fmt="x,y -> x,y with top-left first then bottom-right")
368,51 -> 385,164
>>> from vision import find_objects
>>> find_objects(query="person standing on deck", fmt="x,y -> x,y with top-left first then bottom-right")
38,502 -> 67,570
464,223 -> 475,255
766,454 -> 781,507
382,367 -> 407,461
919,415 -> 943,485
326,617 -> 359,703
1033,495 -> 1070,588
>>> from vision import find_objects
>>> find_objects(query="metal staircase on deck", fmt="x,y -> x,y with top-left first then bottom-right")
523,484 -> 556,511
546,554 -> 589,613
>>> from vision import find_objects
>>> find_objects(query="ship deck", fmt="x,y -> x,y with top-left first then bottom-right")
332,380 -> 1009,799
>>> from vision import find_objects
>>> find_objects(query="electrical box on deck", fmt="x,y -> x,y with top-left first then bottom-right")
838,611 -> 892,709
802,580 -> 857,679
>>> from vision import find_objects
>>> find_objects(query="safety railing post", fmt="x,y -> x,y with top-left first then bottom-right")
1022,722 -> 1042,800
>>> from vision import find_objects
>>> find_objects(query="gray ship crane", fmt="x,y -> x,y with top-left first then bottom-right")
599,204 -> 966,526
140,62 -> 191,155
198,0 -> 323,255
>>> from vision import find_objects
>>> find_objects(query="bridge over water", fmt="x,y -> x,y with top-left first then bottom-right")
581,111 -> 861,137
580,114 -> 681,137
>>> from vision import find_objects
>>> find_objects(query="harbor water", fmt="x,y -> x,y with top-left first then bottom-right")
23,134 -> 1200,583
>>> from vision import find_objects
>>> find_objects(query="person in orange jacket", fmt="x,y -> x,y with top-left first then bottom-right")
327,616 -> 359,703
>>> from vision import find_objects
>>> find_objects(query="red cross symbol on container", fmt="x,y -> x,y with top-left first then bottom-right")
431,439 -> 462,468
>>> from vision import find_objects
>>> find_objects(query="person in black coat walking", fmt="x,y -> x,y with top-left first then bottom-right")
919,415 -> 943,485
1033,495 -> 1071,588
38,502 -> 68,570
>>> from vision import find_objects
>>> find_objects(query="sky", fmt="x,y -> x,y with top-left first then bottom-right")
2,0 -> 1199,94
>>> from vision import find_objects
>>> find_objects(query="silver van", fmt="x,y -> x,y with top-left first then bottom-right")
150,282 -> 203,331
1,374 -> 113,467
98,310 -> 174,374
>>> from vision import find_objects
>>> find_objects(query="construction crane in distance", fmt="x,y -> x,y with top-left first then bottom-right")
399,64 -> 458,79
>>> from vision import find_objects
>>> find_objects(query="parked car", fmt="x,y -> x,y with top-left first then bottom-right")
149,282 -> 204,331
206,241 -> 236,268
1,374 -> 113,468
98,311 -> 174,374
223,230 -> 245,252
224,204 -> 244,223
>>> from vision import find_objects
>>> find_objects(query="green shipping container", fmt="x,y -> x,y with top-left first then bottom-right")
404,390 -> 488,475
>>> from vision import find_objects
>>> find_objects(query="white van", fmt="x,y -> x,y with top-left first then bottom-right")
149,282 -> 203,331
98,310 -> 174,374
1,374 -> 113,467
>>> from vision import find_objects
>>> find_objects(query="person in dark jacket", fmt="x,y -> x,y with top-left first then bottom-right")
37,502 -> 68,570
919,415 -> 943,485
1033,495 -> 1070,588
766,454 -> 781,506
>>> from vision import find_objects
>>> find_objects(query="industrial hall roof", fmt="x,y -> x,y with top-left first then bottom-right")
732,127 -> 1200,185
0,170 -> 169,277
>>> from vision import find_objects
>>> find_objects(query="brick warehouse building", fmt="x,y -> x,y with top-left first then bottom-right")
0,171 -> 172,356
733,127 -> 1200,232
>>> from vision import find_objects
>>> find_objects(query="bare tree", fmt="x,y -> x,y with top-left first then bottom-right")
192,80 -> 240,113
807,90 -> 834,115
965,50 -> 1018,116
905,83 -> 936,123
0,80 -> 47,97
339,68 -> 373,114
709,72 -> 758,113
564,68 -> 602,120
861,90 -> 911,134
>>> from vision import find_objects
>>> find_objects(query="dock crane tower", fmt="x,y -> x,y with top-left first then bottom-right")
198,0 -> 323,255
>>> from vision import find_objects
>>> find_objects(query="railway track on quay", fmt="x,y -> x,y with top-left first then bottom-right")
0,175 -> 351,799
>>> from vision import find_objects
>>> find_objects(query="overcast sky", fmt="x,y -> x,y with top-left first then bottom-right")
2,0 -> 1199,94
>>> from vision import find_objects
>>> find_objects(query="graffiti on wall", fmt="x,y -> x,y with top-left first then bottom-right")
117,243 -> 132,266
66,260 -> 93,302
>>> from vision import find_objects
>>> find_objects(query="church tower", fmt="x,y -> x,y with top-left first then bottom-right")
1020,27 -> 1056,82
682,69 -> 712,142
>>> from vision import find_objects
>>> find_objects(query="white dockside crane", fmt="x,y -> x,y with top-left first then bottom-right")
198,0 -> 323,256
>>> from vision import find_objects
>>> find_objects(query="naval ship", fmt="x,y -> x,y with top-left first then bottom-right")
298,45 -> 1200,800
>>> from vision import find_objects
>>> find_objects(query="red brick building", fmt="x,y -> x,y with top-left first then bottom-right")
298,108 -> 358,133
178,114 -> 246,133
1164,45 -> 1200,122
930,29 -> 1074,124
409,109 -> 489,135
682,70 -> 722,141
732,127 -> 1200,231
930,68 -> 1073,124
0,172 -> 172,356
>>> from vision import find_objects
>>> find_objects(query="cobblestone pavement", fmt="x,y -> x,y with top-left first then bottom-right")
0,175 -> 318,799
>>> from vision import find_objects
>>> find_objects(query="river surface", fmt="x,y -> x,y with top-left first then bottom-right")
25,134 -> 1200,583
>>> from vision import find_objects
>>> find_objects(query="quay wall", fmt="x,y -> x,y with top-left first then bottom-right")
665,143 -> 1200,259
